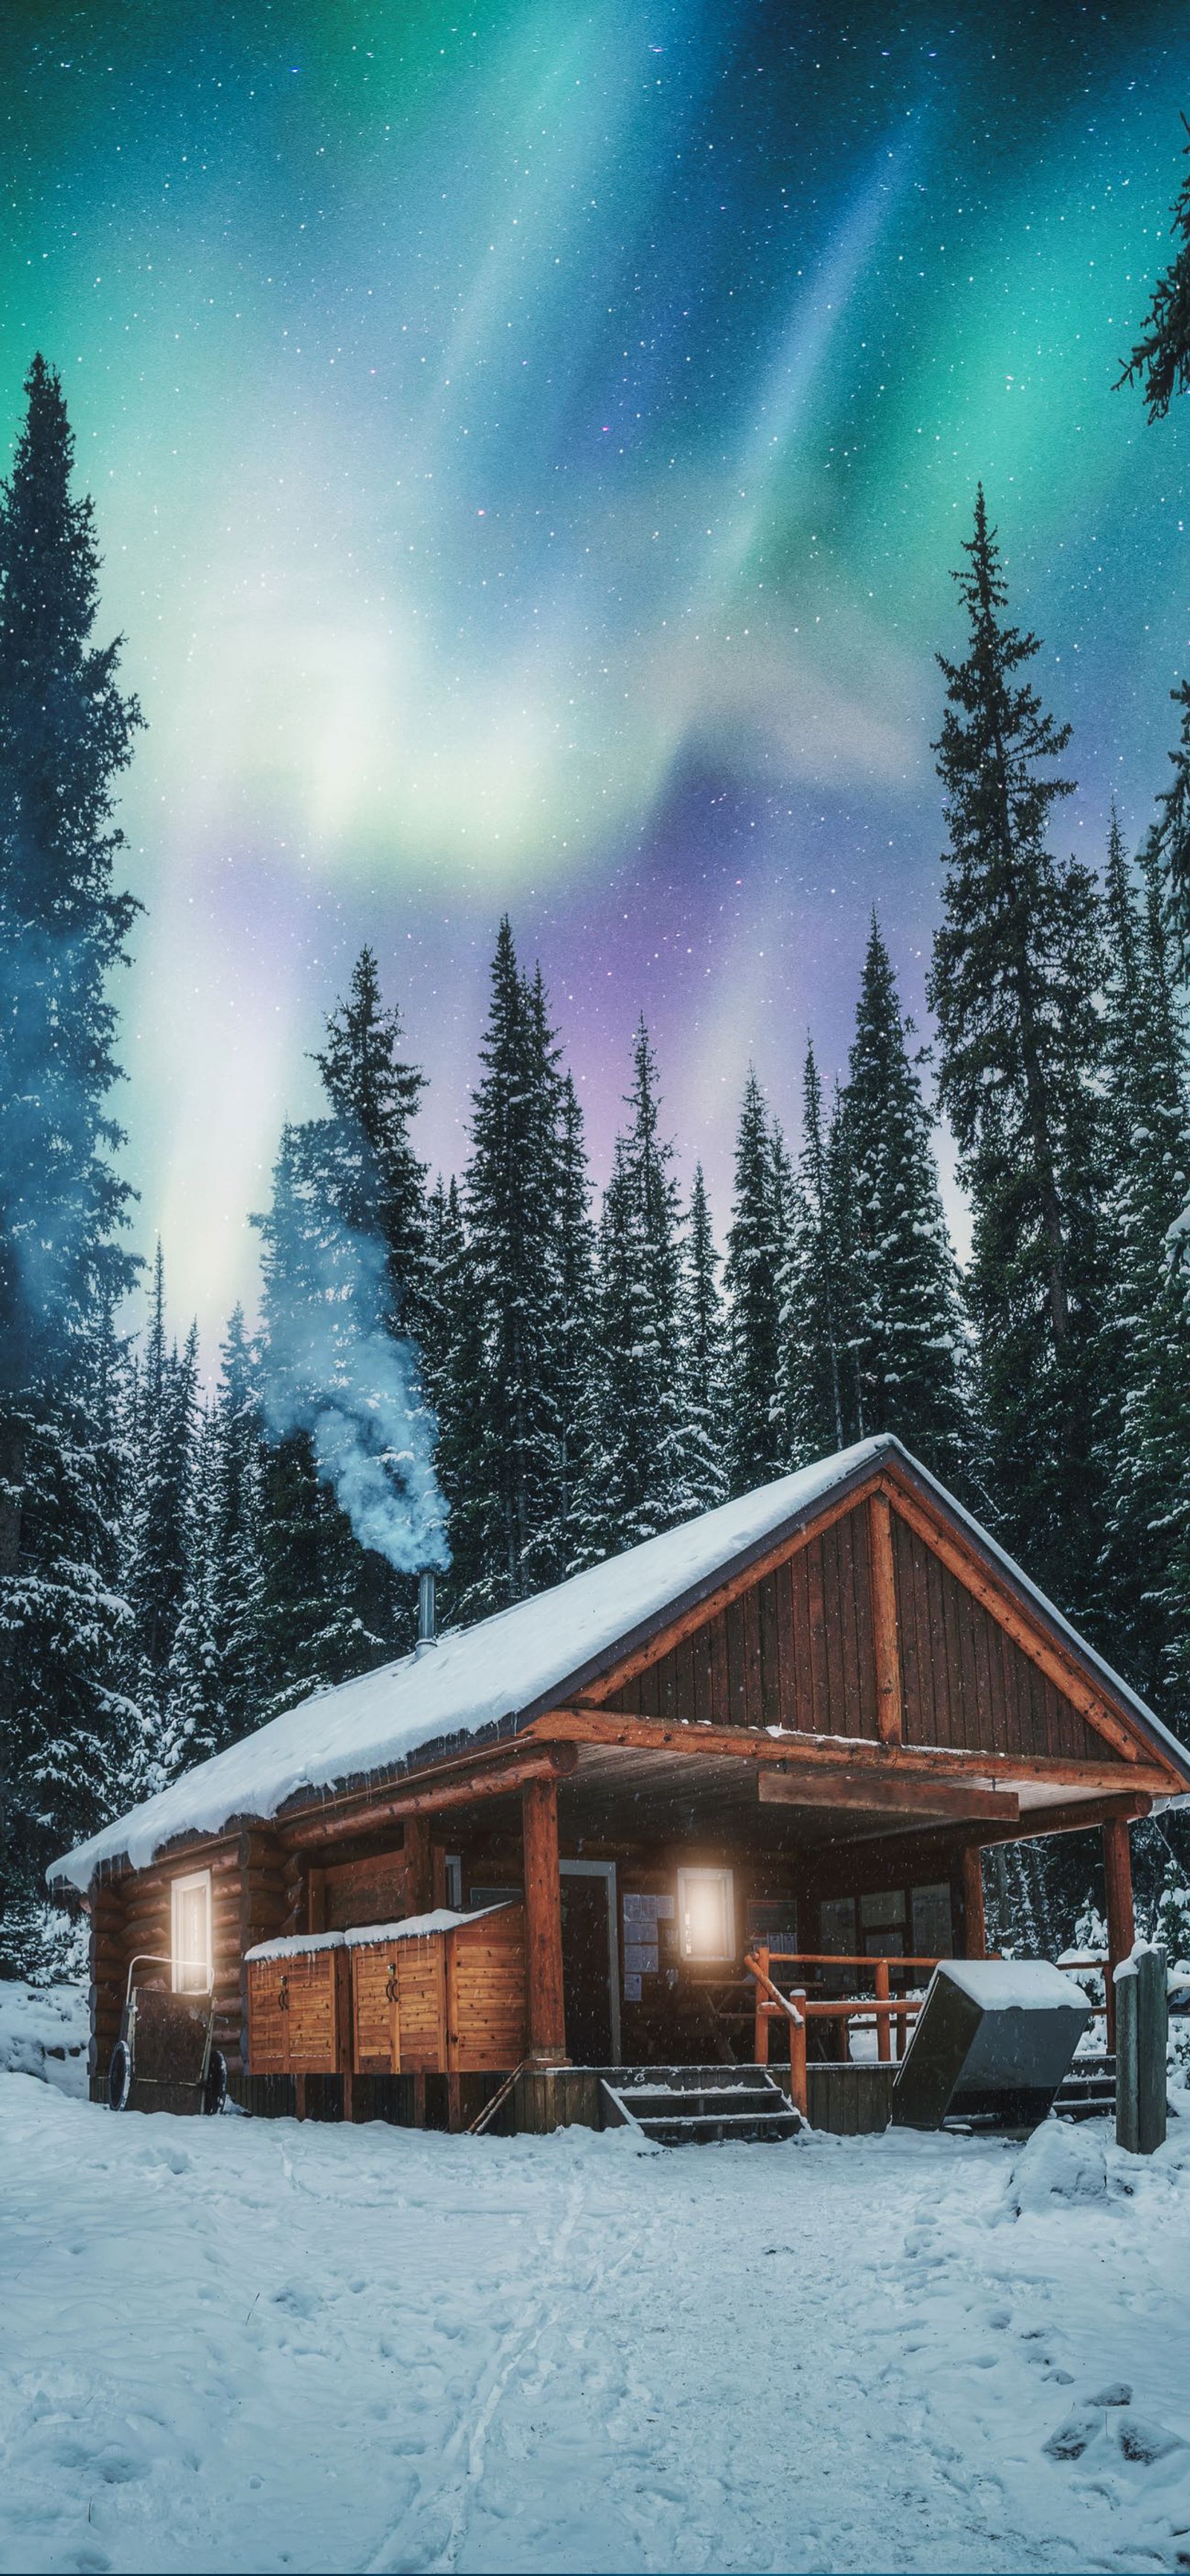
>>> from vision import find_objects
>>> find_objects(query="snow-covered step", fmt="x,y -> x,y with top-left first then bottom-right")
600,2064 -> 803,2147
1054,2054 -> 1116,2121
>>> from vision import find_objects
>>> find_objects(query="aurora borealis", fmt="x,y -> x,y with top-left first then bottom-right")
4,0 -> 1189,1347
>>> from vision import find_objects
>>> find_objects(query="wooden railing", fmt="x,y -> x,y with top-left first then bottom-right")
744,1948 -> 945,2116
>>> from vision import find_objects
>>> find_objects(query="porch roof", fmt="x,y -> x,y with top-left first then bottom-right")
48,1434 -> 1190,1892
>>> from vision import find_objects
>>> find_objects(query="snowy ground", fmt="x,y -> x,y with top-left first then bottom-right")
0,1979 -> 89,2096
5,2077 -> 1190,2576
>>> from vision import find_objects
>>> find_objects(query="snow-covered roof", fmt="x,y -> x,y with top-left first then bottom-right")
49,1433 -> 1190,1892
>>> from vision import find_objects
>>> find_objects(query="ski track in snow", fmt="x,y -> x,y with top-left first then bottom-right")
4,2075 -> 1190,2575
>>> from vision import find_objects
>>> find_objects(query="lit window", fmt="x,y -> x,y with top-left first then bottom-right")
678,1868 -> 735,1962
171,1870 -> 212,1994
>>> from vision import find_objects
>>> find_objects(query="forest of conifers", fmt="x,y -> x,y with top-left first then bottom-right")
5,331 -> 1190,1971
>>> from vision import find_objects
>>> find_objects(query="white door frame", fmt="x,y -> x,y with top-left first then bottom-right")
559,1859 -> 621,2065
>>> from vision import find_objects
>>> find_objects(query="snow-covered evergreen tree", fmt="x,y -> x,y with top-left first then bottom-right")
1093,815 -> 1190,1712
780,1047 -> 863,1463
724,1072 -> 787,1493
843,918 -> 969,1485
444,925 -> 573,1616
119,1250 -> 200,1786
0,356 -> 142,1953
574,1021 -> 692,1556
928,488 -> 1107,1616
681,1164 -> 730,1514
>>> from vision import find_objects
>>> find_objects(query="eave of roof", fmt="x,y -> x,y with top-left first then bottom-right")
46,1432 -> 1190,1891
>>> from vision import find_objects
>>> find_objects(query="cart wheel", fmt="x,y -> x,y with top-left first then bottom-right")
203,2048 -> 228,2116
108,2040 -> 132,2112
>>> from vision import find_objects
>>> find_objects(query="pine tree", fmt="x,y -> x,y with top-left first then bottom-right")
724,1072 -> 787,1493
575,1021 -> 692,1556
928,488 -> 1107,1612
310,946 -> 428,1334
448,925 -> 570,1616
780,1047 -> 863,1462
843,918 -> 969,1485
120,1251 -> 200,1785
553,1073 -> 596,1570
1097,820 -> 1190,1706
0,356 -> 143,1949
1117,117 -> 1190,420
1142,678 -> 1190,971
681,1165 -> 730,1514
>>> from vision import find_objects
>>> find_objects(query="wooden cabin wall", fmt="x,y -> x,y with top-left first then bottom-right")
605,1504 -> 881,1740
890,1516 -> 1104,1761
602,1495 -> 1113,1767
88,1834 -> 248,2095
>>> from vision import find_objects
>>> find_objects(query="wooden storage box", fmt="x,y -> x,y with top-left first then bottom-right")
348,1904 -> 527,2077
245,1933 -> 350,2075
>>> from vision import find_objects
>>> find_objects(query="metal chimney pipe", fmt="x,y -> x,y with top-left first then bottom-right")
417,1569 -> 437,1648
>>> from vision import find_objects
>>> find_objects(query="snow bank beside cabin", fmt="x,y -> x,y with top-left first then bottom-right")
50,1442 -> 890,1889
0,1981 -> 88,2095
5,2086 -> 1190,2575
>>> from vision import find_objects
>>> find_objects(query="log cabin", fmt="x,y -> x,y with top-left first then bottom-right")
50,1435 -> 1190,2136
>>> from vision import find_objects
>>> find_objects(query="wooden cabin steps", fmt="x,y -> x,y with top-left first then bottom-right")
600,2063 -> 803,2146
1053,2053 -> 1116,2121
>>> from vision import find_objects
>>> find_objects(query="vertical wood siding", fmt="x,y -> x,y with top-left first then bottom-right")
604,1500 -> 1106,1760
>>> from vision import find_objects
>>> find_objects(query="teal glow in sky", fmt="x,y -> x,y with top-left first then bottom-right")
4,0 -> 1189,1344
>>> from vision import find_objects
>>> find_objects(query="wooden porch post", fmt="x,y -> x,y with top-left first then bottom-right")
960,1846 -> 987,1959
521,1776 -> 568,2064
1103,1816 -> 1136,2055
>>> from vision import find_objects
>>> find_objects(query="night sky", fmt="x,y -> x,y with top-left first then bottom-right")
4,0 -> 1189,1349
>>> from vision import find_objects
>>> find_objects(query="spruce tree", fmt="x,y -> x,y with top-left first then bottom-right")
575,1021 -> 692,1556
1142,678 -> 1190,971
1117,118 -> 1190,420
928,489 -> 1107,1611
311,946 -> 428,1333
681,1164 -> 730,1514
1097,823 -> 1190,1705
449,925 -> 571,1616
120,1253 -> 200,1785
553,1073 -> 596,1570
0,356 -> 142,1947
724,1072 -> 787,1493
843,917 -> 969,1485
780,1047 -> 863,1462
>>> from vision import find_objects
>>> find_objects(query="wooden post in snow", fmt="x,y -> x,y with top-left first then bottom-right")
1115,1944 -> 1167,2155
521,1776 -> 568,2065
1103,1817 -> 1136,2055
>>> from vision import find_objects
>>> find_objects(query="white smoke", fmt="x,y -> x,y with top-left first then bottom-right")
260,1210 -> 450,1576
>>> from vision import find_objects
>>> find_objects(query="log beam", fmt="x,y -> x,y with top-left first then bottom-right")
868,1491 -> 904,1746
758,1770 -> 1018,1825
529,1706 -> 1170,1796
276,1749 -> 577,1851
521,1776 -> 567,2066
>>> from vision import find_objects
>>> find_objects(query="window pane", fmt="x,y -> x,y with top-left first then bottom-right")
911,1882 -> 953,1959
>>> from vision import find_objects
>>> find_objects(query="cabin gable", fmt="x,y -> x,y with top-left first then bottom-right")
594,1485 -> 1134,1771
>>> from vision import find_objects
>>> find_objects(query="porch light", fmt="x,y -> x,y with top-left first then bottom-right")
678,1868 -> 734,1962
